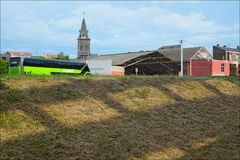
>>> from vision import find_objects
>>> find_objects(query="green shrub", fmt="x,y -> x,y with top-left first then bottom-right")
0,60 -> 9,74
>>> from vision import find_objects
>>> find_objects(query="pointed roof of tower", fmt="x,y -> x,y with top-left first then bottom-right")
80,18 -> 88,33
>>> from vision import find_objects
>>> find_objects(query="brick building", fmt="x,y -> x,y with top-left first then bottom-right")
213,44 -> 240,75
93,44 -> 240,77
43,54 -> 58,59
93,45 -> 213,76
0,51 -> 31,60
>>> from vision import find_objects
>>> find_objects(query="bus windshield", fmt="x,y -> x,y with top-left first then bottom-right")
9,57 -> 21,66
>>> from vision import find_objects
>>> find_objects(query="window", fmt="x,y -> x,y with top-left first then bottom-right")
23,58 -> 86,69
221,64 -> 225,72
10,57 -> 21,66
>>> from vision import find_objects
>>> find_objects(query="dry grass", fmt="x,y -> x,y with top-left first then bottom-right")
131,147 -> 186,160
43,98 -> 120,126
109,86 -> 175,112
0,109 -> 46,142
0,75 -> 239,159
165,81 -> 217,101
189,136 -> 219,150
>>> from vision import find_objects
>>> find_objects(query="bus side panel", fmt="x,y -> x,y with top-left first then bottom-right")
83,71 -> 90,76
23,66 -> 81,75
9,66 -> 21,74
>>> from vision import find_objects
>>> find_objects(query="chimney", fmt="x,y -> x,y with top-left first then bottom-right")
216,44 -> 220,47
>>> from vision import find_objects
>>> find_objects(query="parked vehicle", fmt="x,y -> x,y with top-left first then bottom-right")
9,57 -> 90,76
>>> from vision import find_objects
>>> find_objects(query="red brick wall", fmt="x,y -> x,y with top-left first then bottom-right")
191,60 -> 212,76
191,60 -> 231,76
112,71 -> 124,76
212,60 -> 230,76
112,66 -> 124,76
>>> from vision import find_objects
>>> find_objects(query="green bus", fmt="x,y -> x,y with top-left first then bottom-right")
9,57 -> 90,76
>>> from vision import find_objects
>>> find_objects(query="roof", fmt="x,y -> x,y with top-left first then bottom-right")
80,18 -> 88,33
159,45 -> 181,49
158,47 -> 201,62
92,51 -> 153,66
44,54 -> 58,59
0,53 -> 7,56
92,46 -> 204,66
214,45 -> 240,53
6,52 -> 31,56
0,53 -> 8,58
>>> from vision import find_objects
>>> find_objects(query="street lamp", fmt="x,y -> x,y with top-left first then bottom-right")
180,40 -> 183,77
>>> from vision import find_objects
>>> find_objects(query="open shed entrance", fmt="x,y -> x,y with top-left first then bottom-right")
121,51 -> 181,75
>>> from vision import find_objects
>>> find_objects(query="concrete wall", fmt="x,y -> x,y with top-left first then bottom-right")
86,59 -> 112,75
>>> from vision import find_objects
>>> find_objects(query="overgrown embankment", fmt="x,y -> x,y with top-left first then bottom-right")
0,75 -> 239,159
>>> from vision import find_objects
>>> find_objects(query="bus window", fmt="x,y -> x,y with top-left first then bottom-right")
23,58 -> 86,69
10,57 -> 21,66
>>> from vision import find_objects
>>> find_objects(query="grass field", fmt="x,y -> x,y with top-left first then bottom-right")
0,75 -> 240,159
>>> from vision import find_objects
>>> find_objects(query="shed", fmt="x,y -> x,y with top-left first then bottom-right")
93,46 -> 213,76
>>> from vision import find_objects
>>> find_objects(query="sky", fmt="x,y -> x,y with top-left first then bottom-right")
1,1 -> 239,58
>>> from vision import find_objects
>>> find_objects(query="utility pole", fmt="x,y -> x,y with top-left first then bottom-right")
180,40 -> 183,77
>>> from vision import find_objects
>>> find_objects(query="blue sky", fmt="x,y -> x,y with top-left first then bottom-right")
1,1 -> 239,58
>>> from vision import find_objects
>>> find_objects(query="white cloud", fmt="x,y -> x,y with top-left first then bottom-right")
47,3 -> 231,37
153,12 -> 228,33
2,15 -> 75,46
1,1 -> 239,57
232,23 -> 240,30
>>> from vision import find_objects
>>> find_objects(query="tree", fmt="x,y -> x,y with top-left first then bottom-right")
56,52 -> 69,60
0,60 -> 9,74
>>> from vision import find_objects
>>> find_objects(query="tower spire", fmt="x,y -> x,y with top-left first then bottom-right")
77,13 -> 91,59
80,14 -> 88,35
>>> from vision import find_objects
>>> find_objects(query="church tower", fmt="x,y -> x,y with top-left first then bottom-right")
77,13 -> 91,59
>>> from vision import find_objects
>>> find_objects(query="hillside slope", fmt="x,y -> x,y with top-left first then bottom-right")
0,76 -> 240,159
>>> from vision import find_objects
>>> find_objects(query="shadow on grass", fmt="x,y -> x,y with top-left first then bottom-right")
0,77 -> 239,159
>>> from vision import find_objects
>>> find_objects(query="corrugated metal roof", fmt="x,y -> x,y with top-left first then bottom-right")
92,51 -> 153,65
158,47 -> 201,62
91,47 -> 202,65
159,45 -> 181,49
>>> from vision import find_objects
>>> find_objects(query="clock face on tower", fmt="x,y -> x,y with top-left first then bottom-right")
81,40 -> 89,45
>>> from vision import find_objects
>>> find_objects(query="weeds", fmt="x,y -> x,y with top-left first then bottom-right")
0,75 -> 239,159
